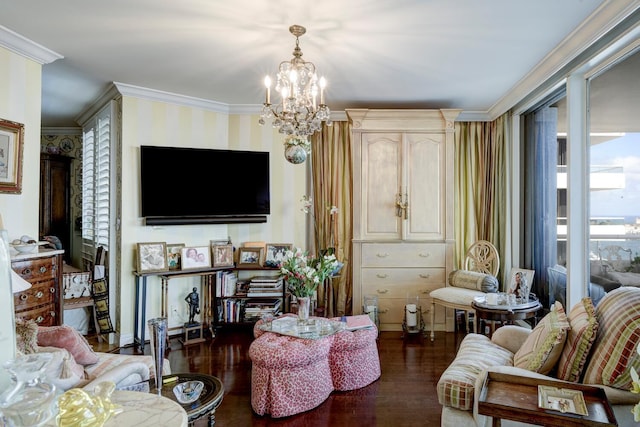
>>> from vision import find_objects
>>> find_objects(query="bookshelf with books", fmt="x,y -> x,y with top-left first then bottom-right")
213,267 -> 287,328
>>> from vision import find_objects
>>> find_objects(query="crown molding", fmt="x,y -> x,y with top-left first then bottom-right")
113,82 -> 230,114
0,25 -> 63,64
457,111 -> 492,122
41,127 -> 82,136
489,0 -> 640,120
75,84 -> 122,126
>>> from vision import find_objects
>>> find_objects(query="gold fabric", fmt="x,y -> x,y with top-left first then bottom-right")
454,114 -> 509,283
311,122 -> 353,316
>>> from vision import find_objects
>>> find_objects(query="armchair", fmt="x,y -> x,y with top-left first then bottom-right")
429,240 -> 500,341
15,321 -> 170,393
598,245 -> 632,274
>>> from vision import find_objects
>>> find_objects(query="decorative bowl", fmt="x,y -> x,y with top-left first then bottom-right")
11,243 -> 38,254
172,380 -> 204,404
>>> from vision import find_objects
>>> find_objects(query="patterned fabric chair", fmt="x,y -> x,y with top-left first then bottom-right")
328,317 -> 380,391
249,331 -> 335,418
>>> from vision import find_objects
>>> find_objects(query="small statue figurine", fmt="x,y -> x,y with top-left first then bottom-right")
185,287 -> 200,325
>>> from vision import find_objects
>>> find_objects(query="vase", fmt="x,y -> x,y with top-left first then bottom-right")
297,296 -> 311,324
0,353 -> 57,427
148,317 -> 168,394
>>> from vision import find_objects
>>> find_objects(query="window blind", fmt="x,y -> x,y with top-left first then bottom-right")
82,103 -> 112,266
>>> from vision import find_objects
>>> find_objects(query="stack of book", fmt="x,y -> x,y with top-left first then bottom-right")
247,275 -> 284,297
218,298 -> 245,323
215,271 -> 238,297
244,298 -> 282,321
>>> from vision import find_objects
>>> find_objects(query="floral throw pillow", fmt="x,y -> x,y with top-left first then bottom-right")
15,318 -> 39,354
513,301 -> 570,374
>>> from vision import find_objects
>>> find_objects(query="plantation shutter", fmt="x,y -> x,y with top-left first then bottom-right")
82,102 -> 113,266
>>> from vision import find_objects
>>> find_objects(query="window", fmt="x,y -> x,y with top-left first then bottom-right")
82,102 -> 114,267
587,47 -> 640,301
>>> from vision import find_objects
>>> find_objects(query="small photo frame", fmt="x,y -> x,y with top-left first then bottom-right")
181,246 -> 211,270
0,118 -> 25,194
166,243 -> 185,271
212,243 -> 234,268
508,268 -> 535,294
136,242 -> 168,273
237,247 -> 264,267
265,243 -> 293,267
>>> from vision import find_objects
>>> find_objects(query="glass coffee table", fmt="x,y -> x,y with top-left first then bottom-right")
155,373 -> 224,427
471,295 -> 542,336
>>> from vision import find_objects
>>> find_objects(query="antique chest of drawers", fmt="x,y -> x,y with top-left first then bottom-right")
12,250 -> 64,326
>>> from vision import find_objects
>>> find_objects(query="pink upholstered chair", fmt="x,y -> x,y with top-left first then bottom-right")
249,331 -> 335,418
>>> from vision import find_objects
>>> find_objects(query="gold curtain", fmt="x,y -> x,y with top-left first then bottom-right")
310,122 -> 353,316
454,114 -> 509,283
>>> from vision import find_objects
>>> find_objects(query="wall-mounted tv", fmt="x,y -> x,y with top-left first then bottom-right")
140,145 -> 270,225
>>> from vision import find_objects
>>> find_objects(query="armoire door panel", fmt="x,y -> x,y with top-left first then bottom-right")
405,133 -> 445,240
361,133 -> 402,240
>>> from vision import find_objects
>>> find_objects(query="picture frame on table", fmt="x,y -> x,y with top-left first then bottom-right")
0,118 -> 25,194
237,247 -> 264,268
166,243 -> 185,270
507,268 -> 535,295
265,243 -> 293,267
136,242 -> 169,273
181,246 -> 211,270
212,243 -> 234,268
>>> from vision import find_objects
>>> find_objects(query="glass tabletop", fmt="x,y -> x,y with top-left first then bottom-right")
258,316 -> 346,339
473,294 -> 540,310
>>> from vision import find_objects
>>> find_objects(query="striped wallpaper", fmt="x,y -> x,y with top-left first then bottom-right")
118,95 -> 309,338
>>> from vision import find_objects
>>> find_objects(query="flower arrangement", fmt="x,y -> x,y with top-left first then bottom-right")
284,135 -> 311,153
278,247 -> 340,298
631,344 -> 640,421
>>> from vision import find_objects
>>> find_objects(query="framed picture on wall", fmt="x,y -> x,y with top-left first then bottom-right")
136,242 -> 168,273
0,118 -> 25,194
166,243 -> 185,270
265,243 -> 292,267
181,246 -> 211,270
212,243 -> 234,268
237,247 -> 263,268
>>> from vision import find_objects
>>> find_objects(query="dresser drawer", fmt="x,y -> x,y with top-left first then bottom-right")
361,243 -> 445,267
14,280 -> 57,311
15,304 -> 58,327
362,268 -> 445,298
12,256 -> 59,282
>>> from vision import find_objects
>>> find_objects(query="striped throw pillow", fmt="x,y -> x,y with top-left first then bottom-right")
513,301 -> 570,374
556,298 -> 598,382
582,287 -> 640,390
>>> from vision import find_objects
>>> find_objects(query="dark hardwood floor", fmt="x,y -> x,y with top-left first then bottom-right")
108,328 -> 465,426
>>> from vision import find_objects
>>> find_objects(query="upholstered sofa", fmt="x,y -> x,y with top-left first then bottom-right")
437,286 -> 640,426
15,321 -> 170,392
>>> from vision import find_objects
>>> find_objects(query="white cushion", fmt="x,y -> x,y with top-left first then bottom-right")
431,287 -> 485,306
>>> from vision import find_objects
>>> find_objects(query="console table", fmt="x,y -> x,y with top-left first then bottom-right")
134,267 -> 220,351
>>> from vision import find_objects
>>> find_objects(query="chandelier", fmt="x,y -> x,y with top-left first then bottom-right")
259,25 -> 331,137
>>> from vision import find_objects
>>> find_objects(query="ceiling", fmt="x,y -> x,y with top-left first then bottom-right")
0,0 -> 620,128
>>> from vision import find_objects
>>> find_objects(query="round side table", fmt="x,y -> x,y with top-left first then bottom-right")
156,373 -> 224,427
471,298 -> 542,337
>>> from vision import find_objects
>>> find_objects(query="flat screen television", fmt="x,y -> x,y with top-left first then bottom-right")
140,145 -> 270,225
